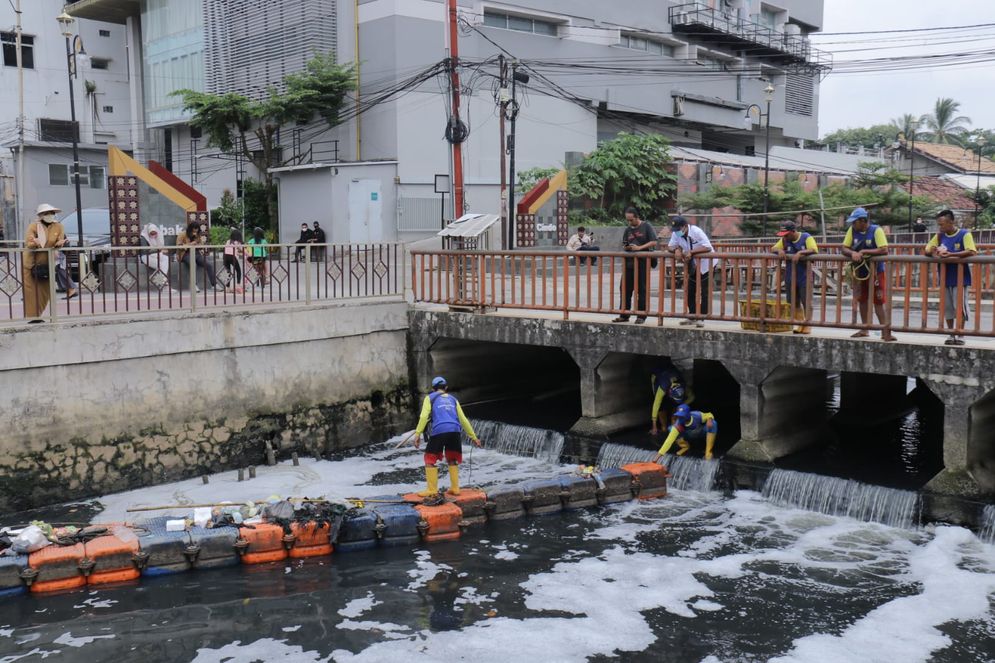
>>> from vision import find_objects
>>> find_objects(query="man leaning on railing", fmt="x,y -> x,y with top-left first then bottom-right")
924,209 -> 977,346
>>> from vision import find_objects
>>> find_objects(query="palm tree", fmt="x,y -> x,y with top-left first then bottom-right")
890,113 -> 922,139
921,98 -> 972,144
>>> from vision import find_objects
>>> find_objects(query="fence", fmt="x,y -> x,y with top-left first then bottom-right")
410,249 -> 995,339
0,243 -> 403,324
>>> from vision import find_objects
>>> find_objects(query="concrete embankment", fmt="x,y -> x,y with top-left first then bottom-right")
0,300 -> 412,511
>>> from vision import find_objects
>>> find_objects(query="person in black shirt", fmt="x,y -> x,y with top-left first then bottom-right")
311,221 -> 326,261
293,223 -> 313,262
613,206 -> 657,324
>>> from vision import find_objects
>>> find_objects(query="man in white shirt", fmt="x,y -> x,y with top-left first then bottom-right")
566,226 -> 599,265
667,216 -> 716,327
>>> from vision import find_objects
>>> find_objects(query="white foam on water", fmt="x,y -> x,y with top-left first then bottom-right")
73,597 -> 117,610
336,620 -> 410,636
52,632 -> 115,648
404,550 -> 453,592
281,626 -> 302,633
0,647 -> 61,662
771,527 -> 995,663
337,594 -> 382,620
91,433 -> 569,522
493,550 -> 518,561
0,628 -> 11,638
189,639 -> 330,663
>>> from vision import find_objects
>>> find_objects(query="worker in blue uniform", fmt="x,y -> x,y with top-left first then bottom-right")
652,404 -> 717,461
412,377 -> 482,496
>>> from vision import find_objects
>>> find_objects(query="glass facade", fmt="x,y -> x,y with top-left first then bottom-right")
142,0 -> 205,127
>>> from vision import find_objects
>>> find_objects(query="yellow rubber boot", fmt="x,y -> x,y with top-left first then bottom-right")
704,432 -> 716,460
794,309 -> 811,335
418,466 -> 439,497
447,465 -> 460,496
676,439 -> 691,456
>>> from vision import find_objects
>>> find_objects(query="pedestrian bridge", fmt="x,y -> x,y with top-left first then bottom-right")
409,247 -> 995,523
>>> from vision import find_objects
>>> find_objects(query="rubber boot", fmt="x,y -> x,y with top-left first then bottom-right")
704,432 -> 716,460
676,439 -> 691,456
418,466 -> 439,496
793,309 -> 811,335
446,464 -> 460,496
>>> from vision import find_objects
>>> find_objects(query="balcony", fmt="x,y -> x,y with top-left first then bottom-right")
669,2 -> 832,74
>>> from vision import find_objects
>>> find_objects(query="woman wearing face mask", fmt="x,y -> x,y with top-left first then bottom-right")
22,203 -> 68,322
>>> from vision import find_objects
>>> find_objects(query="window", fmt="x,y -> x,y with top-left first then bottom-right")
99,29 -> 111,37
38,118 -> 79,142
620,35 -> 674,56
90,58 -> 110,70
102,105 -> 114,113
1,32 -> 34,69
89,166 -> 105,189
483,10 -> 558,36
48,164 -> 95,187
760,8 -> 778,29
49,164 -> 69,186
696,54 -> 724,70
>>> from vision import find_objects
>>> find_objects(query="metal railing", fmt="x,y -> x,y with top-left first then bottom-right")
669,2 -> 832,71
410,249 -> 995,339
0,242 -> 403,324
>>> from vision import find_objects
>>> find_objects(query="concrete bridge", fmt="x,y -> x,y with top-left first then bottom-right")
408,307 -> 995,524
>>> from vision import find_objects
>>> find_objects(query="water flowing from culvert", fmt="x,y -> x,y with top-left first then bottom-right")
761,469 -> 920,529
471,420 -> 565,462
981,504 -> 995,543
595,443 -> 719,493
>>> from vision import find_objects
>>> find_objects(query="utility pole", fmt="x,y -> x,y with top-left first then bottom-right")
507,63 -> 528,250
15,0 -> 25,239
446,0 -> 465,219
498,55 -> 508,250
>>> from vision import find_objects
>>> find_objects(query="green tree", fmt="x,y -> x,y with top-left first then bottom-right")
921,97 -> 972,144
211,189 -> 242,228
818,123 -> 896,150
890,113 -> 923,139
517,166 -> 560,193
567,132 -> 677,222
175,53 -> 356,229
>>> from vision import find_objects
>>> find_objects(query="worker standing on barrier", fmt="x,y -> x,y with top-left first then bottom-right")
413,377 -> 483,497
652,404 -> 717,461
649,363 -> 693,436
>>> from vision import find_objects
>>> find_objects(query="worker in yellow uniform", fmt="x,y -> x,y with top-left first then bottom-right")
652,404 -> 717,462
649,364 -> 693,435
412,377 -> 482,496
771,220 -> 818,334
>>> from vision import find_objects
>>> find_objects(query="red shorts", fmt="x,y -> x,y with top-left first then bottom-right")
424,431 -> 462,465
854,272 -> 886,305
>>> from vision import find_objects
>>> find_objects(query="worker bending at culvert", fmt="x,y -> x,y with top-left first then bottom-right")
649,363 -> 693,435
413,376 -> 482,497
652,404 -> 717,462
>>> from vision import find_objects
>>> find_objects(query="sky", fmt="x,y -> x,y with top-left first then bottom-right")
816,0 -> 995,137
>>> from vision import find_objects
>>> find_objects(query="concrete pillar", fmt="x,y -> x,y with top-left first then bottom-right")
727,364 -> 831,462
840,372 -> 908,414
566,349 -> 645,436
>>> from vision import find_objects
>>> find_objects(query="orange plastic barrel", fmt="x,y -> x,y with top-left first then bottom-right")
288,521 -> 334,559
85,526 -> 141,586
28,543 -> 86,594
621,462 -> 669,500
413,502 -> 462,543
238,523 -> 289,564
447,490 -> 487,526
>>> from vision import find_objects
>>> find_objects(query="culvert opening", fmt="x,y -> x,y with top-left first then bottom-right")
776,373 -> 944,490
427,338 -> 581,432
969,389 -> 995,495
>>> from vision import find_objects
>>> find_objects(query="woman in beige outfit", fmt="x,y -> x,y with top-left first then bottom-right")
22,203 -> 67,322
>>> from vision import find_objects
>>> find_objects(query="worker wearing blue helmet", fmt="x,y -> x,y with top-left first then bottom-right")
413,376 -> 482,496
652,404 -> 718,461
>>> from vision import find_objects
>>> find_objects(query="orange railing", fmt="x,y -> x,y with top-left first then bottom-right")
411,249 -> 995,339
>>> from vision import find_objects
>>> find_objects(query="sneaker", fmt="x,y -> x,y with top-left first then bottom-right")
695,321 -> 705,328
679,319 -> 696,326
944,335 -> 958,346
634,317 -> 647,325
611,316 -> 630,323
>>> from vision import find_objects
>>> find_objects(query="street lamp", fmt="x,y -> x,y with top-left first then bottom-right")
744,83 -> 775,237
56,11 -> 89,247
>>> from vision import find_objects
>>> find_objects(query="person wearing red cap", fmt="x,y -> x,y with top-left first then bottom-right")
772,220 -> 818,334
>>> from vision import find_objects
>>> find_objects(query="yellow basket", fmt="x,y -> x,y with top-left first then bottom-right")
738,299 -> 794,333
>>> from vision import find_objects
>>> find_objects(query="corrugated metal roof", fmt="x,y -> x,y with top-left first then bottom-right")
671,145 -> 885,175
437,214 -> 500,238
941,173 -> 995,191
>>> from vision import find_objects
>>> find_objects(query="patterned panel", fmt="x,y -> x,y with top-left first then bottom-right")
187,211 -> 210,229
516,213 -> 536,248
556,190 -> 569,246
108,175 -> 140,256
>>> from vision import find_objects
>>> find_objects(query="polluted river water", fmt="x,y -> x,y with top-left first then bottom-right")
0,426 -> 993,663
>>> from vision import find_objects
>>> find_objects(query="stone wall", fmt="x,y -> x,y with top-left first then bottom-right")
0,300 -> 413,510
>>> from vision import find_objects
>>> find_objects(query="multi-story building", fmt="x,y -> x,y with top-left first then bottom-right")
65,0 -> 828,244
1,0 -> 133,238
